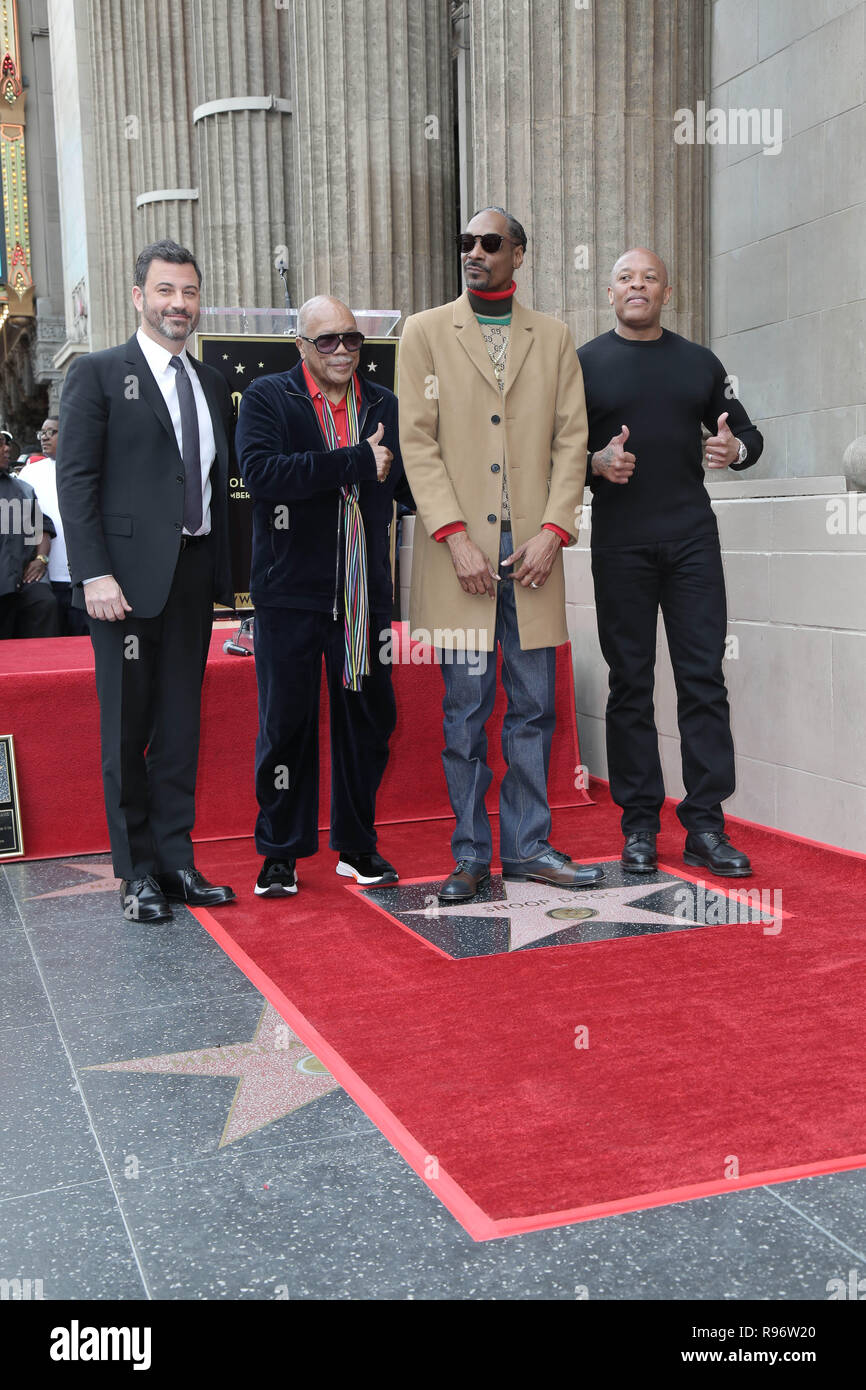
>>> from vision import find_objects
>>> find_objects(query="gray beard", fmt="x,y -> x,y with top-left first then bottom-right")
156,315 -> 193,340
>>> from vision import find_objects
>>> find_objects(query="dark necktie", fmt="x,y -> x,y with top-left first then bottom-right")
169,355 -> 203,534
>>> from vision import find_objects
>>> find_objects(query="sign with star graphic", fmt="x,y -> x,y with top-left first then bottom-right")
350,863 -> 784,959
196,333 -> 399,610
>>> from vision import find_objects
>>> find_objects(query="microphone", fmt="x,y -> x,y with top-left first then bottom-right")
273,245 -> 291,310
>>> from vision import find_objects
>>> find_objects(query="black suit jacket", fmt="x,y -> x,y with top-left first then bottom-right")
56,333 -> 234,618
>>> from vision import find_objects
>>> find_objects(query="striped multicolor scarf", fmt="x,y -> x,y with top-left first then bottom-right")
317,383 -> 370,691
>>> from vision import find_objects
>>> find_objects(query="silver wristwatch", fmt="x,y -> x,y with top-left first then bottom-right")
735,439 -> 748,465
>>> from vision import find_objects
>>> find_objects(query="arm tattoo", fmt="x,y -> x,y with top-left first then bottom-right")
591,444 -> 615,475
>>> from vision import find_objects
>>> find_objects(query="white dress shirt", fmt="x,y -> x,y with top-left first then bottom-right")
135,326 -> 216,536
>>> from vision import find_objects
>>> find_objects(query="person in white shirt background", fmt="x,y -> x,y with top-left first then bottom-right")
18,418 -> 89,635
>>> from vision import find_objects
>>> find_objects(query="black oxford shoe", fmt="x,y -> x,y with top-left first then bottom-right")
621,831 -> 658,874
683,831 -> 751,878
438,860 -> 491,904
120,876 -> 173,923
155,867 -> 236,906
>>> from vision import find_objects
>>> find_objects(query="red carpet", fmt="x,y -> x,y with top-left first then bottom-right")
1,628 -> 588,860
191,787 -> 866,1239
9,632 -> 865,1236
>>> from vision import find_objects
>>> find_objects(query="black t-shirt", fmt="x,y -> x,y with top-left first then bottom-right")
577,329 -> 763,549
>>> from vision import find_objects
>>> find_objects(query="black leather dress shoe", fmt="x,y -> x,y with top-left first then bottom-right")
683,831 -> 752,878
438,860 -> 490,903
621,831 -> 658,874
155,867 -> 236,905
501,848 -> 604,888
120,876 -> 173,923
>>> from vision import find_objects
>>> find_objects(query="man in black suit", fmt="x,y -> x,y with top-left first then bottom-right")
57,240 -> 236,922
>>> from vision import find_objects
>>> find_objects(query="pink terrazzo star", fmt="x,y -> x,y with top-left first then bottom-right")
405,878 -> 696,951
85,1003 -> 339,1146
25,861 -> 120,900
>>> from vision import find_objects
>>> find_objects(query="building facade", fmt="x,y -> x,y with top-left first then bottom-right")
5,0 -> 866,479
42,0 -> 706,351
0,0 -> 64,444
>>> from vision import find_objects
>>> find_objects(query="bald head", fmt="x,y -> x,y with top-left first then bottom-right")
296,294 -> 361,403
297,295 -> 355,340
608,247 -> 672,339
610,248 -> 669,288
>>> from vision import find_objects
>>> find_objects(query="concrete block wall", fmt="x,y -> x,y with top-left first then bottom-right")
398,515 -> 415,624
709,0 -> 866,480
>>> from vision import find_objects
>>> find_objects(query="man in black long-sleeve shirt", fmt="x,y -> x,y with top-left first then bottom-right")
578,248 -> 763,878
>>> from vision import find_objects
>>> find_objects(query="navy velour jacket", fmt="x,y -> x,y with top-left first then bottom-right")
236,359 -> 413,613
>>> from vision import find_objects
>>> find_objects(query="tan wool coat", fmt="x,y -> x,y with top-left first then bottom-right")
398,292 -> 588,651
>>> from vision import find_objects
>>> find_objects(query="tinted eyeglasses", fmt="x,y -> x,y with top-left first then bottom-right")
38,428 -> 58,438
456,233 -> 517,255
299,331 -> 365,355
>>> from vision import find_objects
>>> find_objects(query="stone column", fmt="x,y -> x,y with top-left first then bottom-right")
84,0 -> 140,345
289,0 -> 457,315
189,0 -> 294,309
466,0 -> 706,347
127,0 -> 199,258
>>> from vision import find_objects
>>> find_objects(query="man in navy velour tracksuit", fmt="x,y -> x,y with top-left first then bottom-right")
236,295 -> 414,900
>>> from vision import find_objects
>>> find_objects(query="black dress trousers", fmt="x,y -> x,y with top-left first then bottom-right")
253,606 -> 396,859
0,581 -> 60,638
591,532 -> 736,835
88,537 -> 215,879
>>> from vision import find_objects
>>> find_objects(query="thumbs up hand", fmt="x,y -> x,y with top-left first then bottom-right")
591,424 -> 636,485
704,412 -> 739,469
366,420 -> 393,481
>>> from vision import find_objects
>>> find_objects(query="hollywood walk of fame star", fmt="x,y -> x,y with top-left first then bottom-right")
85,1003 -> 339,1147
25,861 -> 119,901
234,362 -> 246,374
403,878 -> 700,952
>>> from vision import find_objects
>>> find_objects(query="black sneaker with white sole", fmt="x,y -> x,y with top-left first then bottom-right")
254,858 -> 298,896
336,851 -> 398,885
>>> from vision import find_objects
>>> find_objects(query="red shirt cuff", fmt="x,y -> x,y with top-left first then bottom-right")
542,523 -> 570,545
432,522 -> 467,542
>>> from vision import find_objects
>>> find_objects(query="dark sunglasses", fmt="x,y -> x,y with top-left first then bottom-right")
457,233 -> 517,255
299,331 -> 365,355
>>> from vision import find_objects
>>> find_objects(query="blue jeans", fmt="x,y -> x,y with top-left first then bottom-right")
439,533 -> 557,866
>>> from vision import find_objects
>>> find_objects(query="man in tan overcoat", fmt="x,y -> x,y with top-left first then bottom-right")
399,206 -> 605,903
